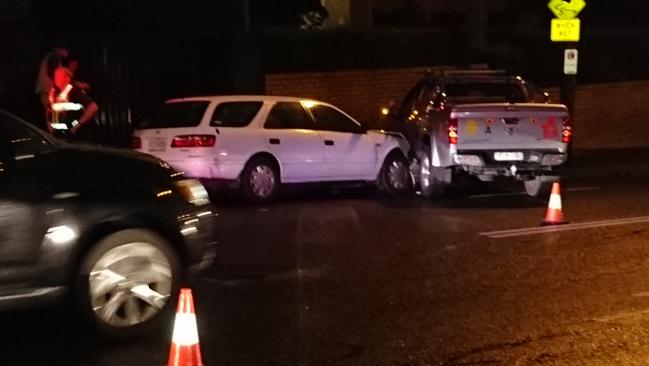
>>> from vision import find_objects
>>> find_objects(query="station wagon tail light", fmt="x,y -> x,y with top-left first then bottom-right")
131,136 -> 142,149
448,118 -> 458,145
171,135 -> 216,148
562,115 -> 572,144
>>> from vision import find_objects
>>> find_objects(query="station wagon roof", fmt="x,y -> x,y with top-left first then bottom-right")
165,95 -> 324,104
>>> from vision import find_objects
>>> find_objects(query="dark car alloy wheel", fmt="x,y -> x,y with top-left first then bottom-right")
76,229 -> 181,337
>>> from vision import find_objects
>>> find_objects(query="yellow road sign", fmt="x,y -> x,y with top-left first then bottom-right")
548,0 -> 586,19
551,18 -> 580,42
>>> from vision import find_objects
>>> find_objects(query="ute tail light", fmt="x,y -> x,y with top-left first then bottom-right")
171,135 -> 216,148
448,118 -> 458,145
562,115 -> 572,144
131,136 -> 142,149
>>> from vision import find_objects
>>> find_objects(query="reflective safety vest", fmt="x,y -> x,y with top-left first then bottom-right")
48,84 -> 82,131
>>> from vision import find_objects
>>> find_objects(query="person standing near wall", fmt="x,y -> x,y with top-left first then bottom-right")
48,66 -> 98,143
35,42 -> 70,128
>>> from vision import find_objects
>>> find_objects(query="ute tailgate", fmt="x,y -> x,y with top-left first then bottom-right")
453,103 -> 569,151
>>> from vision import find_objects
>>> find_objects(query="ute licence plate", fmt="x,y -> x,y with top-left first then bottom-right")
148,138 -> 167,152
494,152 -> 524,161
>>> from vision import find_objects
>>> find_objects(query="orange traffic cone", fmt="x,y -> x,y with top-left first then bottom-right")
168,288 -> 203,366
542,182 -> 567,226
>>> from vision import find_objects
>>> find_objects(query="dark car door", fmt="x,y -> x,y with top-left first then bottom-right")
0,112 -> 55,283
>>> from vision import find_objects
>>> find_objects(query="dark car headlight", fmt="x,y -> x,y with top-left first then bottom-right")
173,179 -> 210,206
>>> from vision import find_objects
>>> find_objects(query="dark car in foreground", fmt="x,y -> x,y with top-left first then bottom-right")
0,109 -> 216,337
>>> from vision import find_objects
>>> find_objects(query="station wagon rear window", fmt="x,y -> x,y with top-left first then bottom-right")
210,101 -> 263,127
139,101 -> 209,128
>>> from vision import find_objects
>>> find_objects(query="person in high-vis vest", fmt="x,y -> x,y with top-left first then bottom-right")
48,66 -> 98,142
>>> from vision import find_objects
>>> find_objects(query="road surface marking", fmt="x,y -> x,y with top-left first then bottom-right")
469,192 -> 526,198
480,215 -> 649,238
469,186 -> 600,199
566,186 -> 601,192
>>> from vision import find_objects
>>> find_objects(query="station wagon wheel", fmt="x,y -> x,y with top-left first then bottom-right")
75,229 -> 181,338
241,157 -> 279,203
379,151 -> 412,195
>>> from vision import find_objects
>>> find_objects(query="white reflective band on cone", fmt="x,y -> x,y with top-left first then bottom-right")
171,313 -> 199,346
548,194 -> 562,209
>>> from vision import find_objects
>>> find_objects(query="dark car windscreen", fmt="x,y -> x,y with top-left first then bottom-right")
445,82 -> 526,104
139,101 -> 209,129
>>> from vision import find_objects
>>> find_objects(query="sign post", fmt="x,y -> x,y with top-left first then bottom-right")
548,0 -> 585,149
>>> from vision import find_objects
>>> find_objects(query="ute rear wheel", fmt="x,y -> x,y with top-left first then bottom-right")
524,177 -> 555,199
75,229 -> 181,338
417,146 -> 447,198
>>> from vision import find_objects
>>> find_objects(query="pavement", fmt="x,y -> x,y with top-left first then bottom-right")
560,148 -> 649,178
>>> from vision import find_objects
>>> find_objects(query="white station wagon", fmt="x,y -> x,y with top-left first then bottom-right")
132,96 -> 411,202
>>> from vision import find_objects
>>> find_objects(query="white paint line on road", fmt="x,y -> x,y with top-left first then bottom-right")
480,215 -> 649,238
566,186 -> 601,192
469,186 -> 601,199
469,192 -> 526,199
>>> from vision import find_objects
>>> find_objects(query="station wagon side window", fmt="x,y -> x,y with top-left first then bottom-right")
308,105 -> 362,134
210,101 -> 263,127
264,102 -> 315,129
140,101 -> 209,128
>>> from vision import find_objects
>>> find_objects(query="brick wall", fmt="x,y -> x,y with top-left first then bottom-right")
266,66 -> 448,128
266,69 -> 649,150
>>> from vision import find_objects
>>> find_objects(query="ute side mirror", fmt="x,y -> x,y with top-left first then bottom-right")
431,93 -> 445,111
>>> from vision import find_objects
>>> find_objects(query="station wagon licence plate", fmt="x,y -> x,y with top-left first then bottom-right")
493,152 -> 524,161
148,138 -> 167,152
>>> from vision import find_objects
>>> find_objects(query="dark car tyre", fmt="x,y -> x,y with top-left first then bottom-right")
241,157 -> 280,203
379,151 -> 413,195
75,229 -> 181,338
417,146 -> 446,198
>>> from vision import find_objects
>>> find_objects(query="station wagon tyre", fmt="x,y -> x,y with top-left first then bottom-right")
241,157 -> 279,203
379,152 -> 412,195
75,229 -> 181,338
417,147 -> 446,198
524,177 -> 554,199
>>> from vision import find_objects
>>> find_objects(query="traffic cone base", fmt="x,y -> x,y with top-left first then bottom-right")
168,288 -> 203,366
542,182 -> 568,226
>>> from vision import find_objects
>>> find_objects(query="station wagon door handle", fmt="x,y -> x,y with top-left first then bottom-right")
269,138 -> 280,145
324,140 -> 334,146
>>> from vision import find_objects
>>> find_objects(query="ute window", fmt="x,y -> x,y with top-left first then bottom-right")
210,102 -> 262,127
445,82 -> 526,104
140,101 -> 209,128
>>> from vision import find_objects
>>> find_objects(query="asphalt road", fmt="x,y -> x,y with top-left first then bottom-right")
4,175 -> 649,365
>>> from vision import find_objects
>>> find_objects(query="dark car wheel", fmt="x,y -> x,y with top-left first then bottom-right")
379,151 -> 412,195
241,157 -> 280,203
75,229 -> 181,338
